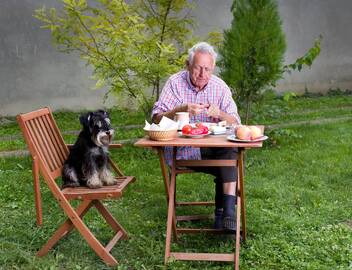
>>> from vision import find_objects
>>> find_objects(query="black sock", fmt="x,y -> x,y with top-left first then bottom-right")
223,194 -> 236,218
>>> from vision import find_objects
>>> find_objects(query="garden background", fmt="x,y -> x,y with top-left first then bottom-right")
0,0 -> 351,269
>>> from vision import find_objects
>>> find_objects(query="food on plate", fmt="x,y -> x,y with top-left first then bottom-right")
189,128 -> 205,135
236,125 -> 263,140
182,123 -> 209,135
209,125 -> 226,134
218,120 -> 227,127
235,125 -> 252,140
248,126 -> 263,139
182,124 -> 192,134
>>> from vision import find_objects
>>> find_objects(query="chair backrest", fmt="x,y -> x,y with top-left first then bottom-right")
17,107 -> 69,180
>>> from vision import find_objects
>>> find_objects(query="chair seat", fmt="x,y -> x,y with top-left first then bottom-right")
63,176 -> 135,200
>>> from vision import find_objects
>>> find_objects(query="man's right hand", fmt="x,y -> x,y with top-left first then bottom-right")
187,103 -> 208,116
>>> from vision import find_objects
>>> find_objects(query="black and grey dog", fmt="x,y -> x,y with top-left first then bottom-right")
62,110 -> 117,189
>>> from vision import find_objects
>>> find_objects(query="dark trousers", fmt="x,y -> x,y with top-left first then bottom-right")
192,147 -> 238,183
191,147 -> 238,209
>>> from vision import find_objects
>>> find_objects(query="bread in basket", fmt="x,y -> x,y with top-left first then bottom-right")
145,129 -> 178,141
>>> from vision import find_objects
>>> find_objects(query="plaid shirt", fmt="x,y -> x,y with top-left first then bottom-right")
152,70 -> 241,165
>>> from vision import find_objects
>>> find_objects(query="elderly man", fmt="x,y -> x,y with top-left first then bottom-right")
152,42 -> 241,232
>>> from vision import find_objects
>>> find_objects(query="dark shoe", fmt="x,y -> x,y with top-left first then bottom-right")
214,209 -> 223,229
222,194 -> 236,233
223,216 -> 236,233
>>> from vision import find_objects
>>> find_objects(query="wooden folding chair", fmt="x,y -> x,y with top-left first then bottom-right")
17,107 -> 135,266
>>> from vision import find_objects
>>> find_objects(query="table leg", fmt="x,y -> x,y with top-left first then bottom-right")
164,165 -> 177,264
157,148 -> 170,201
238,148 -> 246,241
156,148 -> 178,245
235,191 -> 241,270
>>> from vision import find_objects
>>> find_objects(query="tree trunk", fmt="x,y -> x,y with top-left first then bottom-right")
245,99 -> 251,124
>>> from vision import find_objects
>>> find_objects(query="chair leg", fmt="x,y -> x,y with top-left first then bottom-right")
108,158 -> 124,177
38,199 -> 119,266
69,209 -> 119,266
32,156 -> 43,226
37,200 -> 93,257
93,200 -> 128,239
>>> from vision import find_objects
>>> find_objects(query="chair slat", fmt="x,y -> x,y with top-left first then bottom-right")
26,120 -> 52,171
44,114 -> 69,162
41,115 -> 67,169
41,115 -> 67,166
40,115 -> 65,166
36,117 -> 61,170
32,118 -> 57,172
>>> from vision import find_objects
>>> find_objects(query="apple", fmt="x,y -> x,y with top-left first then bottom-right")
249,126 -> 262,140
236,125 -> 251,140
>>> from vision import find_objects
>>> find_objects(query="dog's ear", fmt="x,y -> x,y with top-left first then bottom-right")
98,109 -> 109,118
104,111 -> 110,119
79,112 -> 92,129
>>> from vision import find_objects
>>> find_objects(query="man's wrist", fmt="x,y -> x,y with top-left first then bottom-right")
177,104 -> 188,113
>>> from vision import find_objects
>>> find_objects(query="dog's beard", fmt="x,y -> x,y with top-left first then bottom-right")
93,130 -> 114,147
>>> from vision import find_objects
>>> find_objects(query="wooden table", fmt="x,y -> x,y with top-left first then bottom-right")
135,134 -> 263,269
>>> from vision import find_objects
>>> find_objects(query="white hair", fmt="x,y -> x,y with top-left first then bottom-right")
187,42 -> 217,66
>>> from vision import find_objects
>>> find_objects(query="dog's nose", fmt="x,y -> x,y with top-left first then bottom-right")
106,131 -> 110,135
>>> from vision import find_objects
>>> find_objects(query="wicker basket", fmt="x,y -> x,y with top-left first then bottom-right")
145,129 -> 178,141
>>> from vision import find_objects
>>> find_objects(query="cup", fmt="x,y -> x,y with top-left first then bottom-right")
229,124 -> 240,135
175,112 -> 190,130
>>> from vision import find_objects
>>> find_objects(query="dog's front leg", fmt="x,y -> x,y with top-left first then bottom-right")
62,164 -> 80,188
100,167 -> 117,186
86,170 -> 103,189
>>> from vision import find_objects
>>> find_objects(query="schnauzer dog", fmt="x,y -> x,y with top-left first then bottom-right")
62,110 -> 117,189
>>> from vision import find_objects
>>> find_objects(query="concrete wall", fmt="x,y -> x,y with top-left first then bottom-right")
0,0 -> 114,116
1,0 -> 351,116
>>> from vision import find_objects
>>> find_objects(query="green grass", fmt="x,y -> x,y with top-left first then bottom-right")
0,96 -> 352,269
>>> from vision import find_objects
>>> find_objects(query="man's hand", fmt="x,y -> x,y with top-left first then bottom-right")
187,103 -> 208,116
207,104 -> 220,118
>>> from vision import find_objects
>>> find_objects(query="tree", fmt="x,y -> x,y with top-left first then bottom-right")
35,0 -> 198,116
219,0 -> 321,123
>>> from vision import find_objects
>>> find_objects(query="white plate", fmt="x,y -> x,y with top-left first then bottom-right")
178,131 -> 211,138
227,135 -> 268,143
209,130 -> 227,135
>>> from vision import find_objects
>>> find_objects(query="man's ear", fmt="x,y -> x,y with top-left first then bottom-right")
79,112 -> 92,129
185,59 -> 190,69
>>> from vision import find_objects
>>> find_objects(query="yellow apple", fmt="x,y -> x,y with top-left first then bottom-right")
236,125 -> 251,140
249,126 -> 262,140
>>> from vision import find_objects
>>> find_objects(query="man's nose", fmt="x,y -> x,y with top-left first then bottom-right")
199,68 -> 204,76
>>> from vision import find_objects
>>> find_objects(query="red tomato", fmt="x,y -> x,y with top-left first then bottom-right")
202,126 -> 209,134
190,128 -> 204,135
182,125 -> 192,134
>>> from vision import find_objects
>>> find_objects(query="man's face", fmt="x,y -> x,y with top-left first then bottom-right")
188,52 -> 214,91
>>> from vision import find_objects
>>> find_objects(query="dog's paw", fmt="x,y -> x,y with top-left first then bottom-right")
100,169 -> 117,186
104,177 -> 118,186
87,176 -> 103,189
62,181 -> 80,189
87,181 -> 103,189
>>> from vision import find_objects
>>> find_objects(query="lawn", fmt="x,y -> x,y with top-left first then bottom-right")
0,95 -> 351,269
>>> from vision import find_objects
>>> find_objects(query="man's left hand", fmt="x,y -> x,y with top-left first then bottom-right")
207,104 -> 220,118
